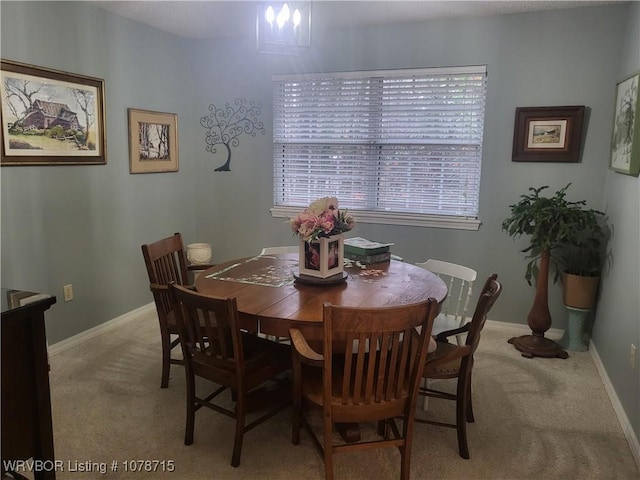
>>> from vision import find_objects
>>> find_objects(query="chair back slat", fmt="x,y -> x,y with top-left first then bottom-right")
374,333 -> 390,402
385,333 -> 402,402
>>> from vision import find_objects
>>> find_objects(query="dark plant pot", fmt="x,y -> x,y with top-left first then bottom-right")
562,272 -> 600,309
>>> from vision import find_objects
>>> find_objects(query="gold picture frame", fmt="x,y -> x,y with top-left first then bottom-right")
128,108 -> 178,174
1,59 -> 106,166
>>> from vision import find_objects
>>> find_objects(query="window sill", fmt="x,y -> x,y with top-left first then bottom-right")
270,206 -> 481,231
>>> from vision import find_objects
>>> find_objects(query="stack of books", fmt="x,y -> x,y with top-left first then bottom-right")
344,237 -> 394,264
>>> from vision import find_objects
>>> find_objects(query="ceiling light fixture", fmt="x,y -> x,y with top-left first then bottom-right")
257,1 -> 311,55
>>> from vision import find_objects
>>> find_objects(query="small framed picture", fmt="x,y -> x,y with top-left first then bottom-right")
512,106 -> 585,163
128,108 -> 178,174
1,59 -> 106,166
610,72 -> 639,176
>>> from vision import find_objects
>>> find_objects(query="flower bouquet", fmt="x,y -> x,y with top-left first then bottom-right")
289,196 -> 355,242
290,197 -> 355,279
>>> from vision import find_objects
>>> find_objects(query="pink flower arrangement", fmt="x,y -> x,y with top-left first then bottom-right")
290,197 -> 355,242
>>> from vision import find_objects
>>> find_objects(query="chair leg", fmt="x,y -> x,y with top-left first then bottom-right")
184,374 -> 195,446
292,398 -> 301,445
421,378 -> 430,411
292,354 -> 302,445
160,331 -> 171,388
400,417 -> 414,480
456,372 -> 471,459
466,371 -> 475,423
231,394 -> 246,467
323,420 -> 334,480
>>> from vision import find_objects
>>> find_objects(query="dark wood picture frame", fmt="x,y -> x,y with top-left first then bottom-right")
1,59 -> 106,166
512,106 -> 585,163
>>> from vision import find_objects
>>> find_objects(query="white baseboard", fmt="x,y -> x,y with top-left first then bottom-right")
48,302 -> 156,356
589,339 -> 640,471
485,319 -> 564,339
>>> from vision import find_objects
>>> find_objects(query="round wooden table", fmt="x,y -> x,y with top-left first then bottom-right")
195,253 -> 448,339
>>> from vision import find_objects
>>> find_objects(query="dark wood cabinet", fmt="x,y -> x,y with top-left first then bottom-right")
2,289 -> 57,480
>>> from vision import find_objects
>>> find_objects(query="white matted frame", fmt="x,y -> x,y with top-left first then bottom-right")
128,108 -> 178,174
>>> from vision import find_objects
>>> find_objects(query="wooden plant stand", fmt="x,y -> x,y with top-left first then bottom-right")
508,250 -> 568,359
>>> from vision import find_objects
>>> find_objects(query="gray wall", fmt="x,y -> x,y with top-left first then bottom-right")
596,0 -> 640,447
2,1 -> 638,445
0,2 -> 201,341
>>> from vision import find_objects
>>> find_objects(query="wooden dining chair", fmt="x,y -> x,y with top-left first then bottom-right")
290,299 -> 439,480
169,283 -> 291,467
260,246 -> 299,255
141,232 -> 214,388
415,259 -> 477,341
415,274 -> 502,459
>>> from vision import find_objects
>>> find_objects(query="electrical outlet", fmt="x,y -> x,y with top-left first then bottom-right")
63,284 -> 74,302
631,344 -> 637,370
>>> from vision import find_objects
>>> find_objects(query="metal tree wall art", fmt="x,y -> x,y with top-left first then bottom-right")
200,98 -> 266,171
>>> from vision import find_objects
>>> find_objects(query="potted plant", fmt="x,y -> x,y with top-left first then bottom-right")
556,214 -> 607,309
501,184 -> 605,358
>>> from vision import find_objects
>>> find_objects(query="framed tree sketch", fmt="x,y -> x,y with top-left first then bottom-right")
0,59 -> 106,166
128,108 -> 178,174
610,72 -> 639,176
512,106 -> 585,163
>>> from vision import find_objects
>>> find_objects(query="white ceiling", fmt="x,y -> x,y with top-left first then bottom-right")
91,0 -> 623,40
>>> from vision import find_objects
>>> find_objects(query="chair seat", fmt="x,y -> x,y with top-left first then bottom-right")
424,341 -> 462,378
242,334 -> 291,377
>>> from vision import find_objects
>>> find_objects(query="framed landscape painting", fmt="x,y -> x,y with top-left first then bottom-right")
0,59 -> 106,166
512,106 -> 585,163
128,108 -> 178,174
610,72 -> 639,176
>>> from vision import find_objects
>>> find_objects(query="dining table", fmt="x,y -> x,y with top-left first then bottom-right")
195,252 -> 448,340
195,253 -> 448,442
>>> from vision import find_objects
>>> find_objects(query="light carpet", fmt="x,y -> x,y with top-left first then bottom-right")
45,310 -> 639,480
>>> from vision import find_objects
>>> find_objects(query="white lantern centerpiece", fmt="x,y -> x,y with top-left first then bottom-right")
289,197 -> 355,279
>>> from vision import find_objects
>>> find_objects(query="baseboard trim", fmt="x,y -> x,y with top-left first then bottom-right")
48,302 -> 156,356
485,319 -> 564,339
589,339 -> 640,471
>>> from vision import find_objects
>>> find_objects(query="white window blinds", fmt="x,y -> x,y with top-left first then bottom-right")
272,66 -> 487,222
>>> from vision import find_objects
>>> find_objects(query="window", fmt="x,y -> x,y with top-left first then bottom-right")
271,66 -> 487,230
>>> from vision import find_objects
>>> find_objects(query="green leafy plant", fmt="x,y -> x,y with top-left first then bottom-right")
502,184 -> 606,284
